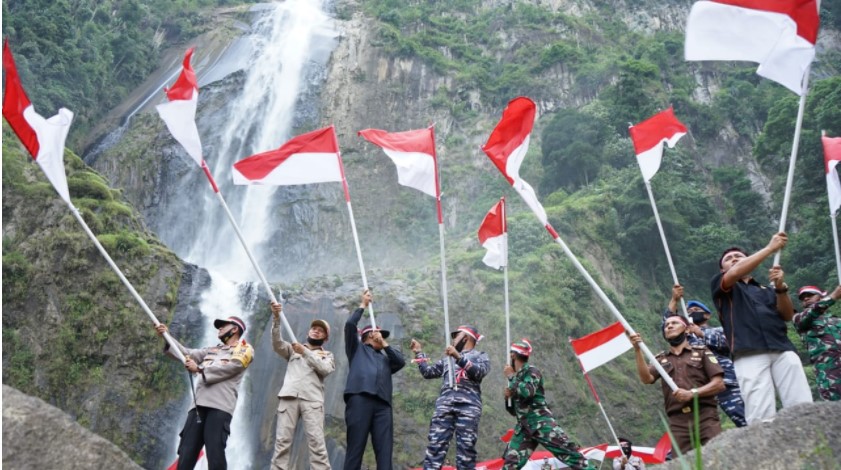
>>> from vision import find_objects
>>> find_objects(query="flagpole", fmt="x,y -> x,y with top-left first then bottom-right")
831,214 -> 841,285
196,162 -> 296,340
501,197 -> 513,407
333,126 -> 377,328
67,204 -> 186,364
431,125 -> 455,388
773,70 -> 811,266
644,180 -> 690,322
545,223 -> 677,390
571,351 -> 624,454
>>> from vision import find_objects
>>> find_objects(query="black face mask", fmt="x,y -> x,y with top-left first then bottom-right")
307,336 -> 325,347
454,337 -> 468,352
220,326 -> 237,344
689,311 -> 707,324
666,331 -> 686,346
621,445 -> 632,457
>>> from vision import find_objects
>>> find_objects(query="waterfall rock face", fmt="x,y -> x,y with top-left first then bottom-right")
2,385 -> 145,470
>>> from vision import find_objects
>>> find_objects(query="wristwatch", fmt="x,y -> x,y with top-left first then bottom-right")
774,283 -> 789,293
691,388 -> 699,396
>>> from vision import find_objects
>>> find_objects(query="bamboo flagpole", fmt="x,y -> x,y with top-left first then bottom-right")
156,48 -> 296,341
332,126 -> 377,329
569,326 -> 634,453
231,126 -> 378,329
483,97 -> 678,390
773,71 -> 811,266
478,197 -> 510,401
629,108 -> 690,320
2,41 -> 189,363
577,362 -> 624,455
358,125 -> 455,387
431,125 -> 457,388
644,181 -> 691,320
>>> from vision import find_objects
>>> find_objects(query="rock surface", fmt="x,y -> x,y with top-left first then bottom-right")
653,401 -> 841,470
2,385 -> 144,470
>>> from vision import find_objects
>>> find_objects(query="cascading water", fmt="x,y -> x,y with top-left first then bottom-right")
150,1 -> 340,468
183,0 -> 340,280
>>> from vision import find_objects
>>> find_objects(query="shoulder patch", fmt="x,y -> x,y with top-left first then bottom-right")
232,343 -> 254,368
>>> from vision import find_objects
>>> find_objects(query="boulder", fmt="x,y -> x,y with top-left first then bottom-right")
2,385 -> 143,470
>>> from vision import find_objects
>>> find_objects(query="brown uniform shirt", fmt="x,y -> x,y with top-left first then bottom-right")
648,343 -> 724,415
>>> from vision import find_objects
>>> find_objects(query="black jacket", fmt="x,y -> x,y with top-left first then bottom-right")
344,307 -> 405,404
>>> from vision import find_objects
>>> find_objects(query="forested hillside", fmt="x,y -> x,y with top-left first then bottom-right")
4,0 -> 841,468
1,0 -> 258,148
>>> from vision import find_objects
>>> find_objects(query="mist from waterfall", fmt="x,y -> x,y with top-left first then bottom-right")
158,1 -> 339,468
185,0 -> 339,281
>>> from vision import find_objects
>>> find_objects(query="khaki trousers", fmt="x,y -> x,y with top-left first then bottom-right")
271,397 -> 331,470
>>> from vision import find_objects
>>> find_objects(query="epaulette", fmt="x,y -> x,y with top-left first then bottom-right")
655,350 -> 667,358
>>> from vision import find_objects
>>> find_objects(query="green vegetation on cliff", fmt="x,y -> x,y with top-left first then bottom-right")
2,0 -> 257,147
2,125 -> 186,466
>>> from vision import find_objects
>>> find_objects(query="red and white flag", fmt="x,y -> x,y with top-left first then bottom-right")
358,127 -> 438,197
580,433 -> 670,464
482,97 -> 547,225
824,135 -> 841,216
478,198 -> 507,269
156,48 -> 203,165
569,322 -> 632,373
685,0 -> 820,95
232,126 -> 343,186
629,107 -> 687,182
2,41 -> 74,204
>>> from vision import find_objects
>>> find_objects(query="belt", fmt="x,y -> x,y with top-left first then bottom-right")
668,406 -> 694,417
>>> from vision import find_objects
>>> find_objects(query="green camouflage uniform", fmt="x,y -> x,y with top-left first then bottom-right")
503,363 -> 593,470
793,297 -> 841,401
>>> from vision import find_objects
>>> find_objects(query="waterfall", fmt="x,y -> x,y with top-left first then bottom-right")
182,0 -> 340,280
154,1 -> 339,468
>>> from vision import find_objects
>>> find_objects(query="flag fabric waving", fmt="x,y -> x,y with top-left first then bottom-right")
685,0 -> 820,95
156,48 -> 203,165
569,322 -> 633,373
358,127 -> 438,197
233,126 -> 343,185
2,41 -> 74,204
629,107 -> 687,182
824,135 -> 841,216
482,97 -> 547,225
478,198 -> 507,269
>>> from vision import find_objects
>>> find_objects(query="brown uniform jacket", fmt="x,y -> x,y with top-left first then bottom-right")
272,318 -> 335,402
648,344 -> 723,415
166,337 -> 254,416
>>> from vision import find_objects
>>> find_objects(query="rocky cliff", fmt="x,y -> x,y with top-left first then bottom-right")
4,0 -> 841,468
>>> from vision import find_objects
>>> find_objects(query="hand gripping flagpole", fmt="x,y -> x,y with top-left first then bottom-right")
431,125 -> 456,388
643,180 -> 691,322
198,162 -> 297,341
545,223 -> 677,391
332,126 -> 377,329
773,70 -> 811,266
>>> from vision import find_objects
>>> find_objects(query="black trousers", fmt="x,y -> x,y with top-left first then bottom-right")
177,406 -> 232,470
344,394 -> 394,470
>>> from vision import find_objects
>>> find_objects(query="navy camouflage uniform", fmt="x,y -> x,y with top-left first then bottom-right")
504,350 -> 592,470
661,307 -> 746,426
793,295 -> 841,401
415,343 -> 490,469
